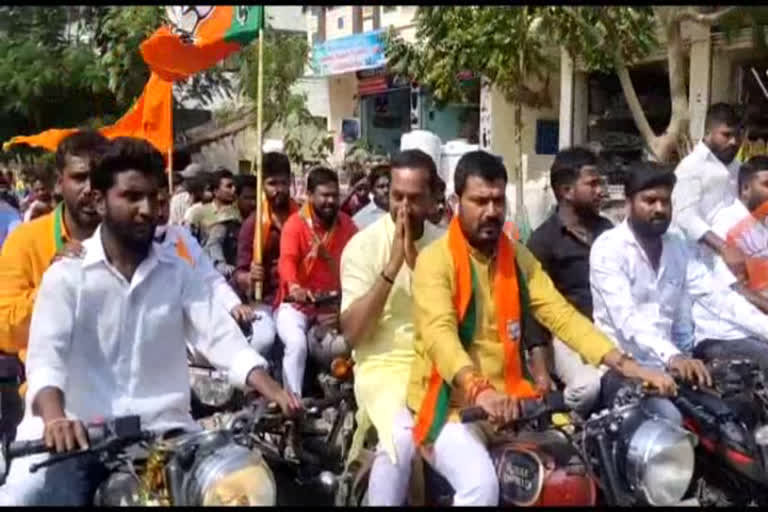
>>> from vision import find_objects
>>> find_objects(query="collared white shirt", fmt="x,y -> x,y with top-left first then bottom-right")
155,224 -> 241,312
672,141 -> 750,241
590,220 -> 768,369
169,191 -> 192,226
352,201 -> 388,230
17,225 -> 266,441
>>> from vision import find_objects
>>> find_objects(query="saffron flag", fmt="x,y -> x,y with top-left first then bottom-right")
3,72 -> 173,155
140,6 -> 265,82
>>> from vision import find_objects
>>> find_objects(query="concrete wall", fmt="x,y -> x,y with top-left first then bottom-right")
327,72 -> 360,165
489,73 -> 561,228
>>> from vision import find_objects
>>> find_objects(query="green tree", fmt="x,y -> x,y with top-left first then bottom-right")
386,6 -> 555,225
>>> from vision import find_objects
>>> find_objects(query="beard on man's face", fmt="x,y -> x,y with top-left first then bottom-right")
629,214 -> 671,238
103,209 -> 156,254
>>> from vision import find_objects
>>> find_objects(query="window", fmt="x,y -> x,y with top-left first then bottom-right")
337,17 -> 344,29
383,6 -> 397,13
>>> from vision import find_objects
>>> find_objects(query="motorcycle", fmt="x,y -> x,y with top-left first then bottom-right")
1,415 -> 276,506
339,385 -> 699,507
203,385 -> 356,506
671,360 -> 768,506
188,290 -> 350,419
580,381 -> 699,506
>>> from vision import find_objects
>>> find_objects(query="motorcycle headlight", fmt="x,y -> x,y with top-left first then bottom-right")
191,442 -> 276,506
625,419 -> 696,506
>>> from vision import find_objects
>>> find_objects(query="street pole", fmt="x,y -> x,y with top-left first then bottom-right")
250,27 -> 265,302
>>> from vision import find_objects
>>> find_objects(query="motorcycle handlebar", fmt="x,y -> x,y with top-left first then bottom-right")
460,391 -> 566,425
4,415 -> 146,463
283,291 -> 341,307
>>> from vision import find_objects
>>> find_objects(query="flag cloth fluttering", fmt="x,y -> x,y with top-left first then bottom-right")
3,72 -> 173,155
140,6 -> 265,82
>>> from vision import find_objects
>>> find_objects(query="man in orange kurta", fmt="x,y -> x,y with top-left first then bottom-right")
0,131 -> 109,438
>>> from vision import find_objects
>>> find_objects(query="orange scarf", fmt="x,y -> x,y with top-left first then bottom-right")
413,217 -> 536,445
258,197 -> 299,259
298,202 -> 339,279
727,200 -> 768,291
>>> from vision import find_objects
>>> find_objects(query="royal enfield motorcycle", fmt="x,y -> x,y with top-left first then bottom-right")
672,359 -> 768,506
1,415 -> 276,506
339,384 -> 699,507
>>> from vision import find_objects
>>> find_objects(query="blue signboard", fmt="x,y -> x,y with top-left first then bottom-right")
311,30 -> 387,76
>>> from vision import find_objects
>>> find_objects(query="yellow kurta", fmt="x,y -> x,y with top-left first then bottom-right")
340,214 -> 444,463
406,234 -> 616,419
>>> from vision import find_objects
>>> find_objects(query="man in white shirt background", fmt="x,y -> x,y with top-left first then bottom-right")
352,163 -> 391,230
0,137 -> 300,506
672,103 -> 749,281
591,162 -> 768,403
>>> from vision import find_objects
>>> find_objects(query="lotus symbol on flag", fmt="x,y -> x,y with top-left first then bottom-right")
166,5 -> 214,43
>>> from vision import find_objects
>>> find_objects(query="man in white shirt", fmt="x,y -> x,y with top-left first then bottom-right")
168,162 -> 202,226
687,157 -> 768,369
591,162 -> 768,400
352,164 -> 391,230
672,103 -> 749,281
154,181 -> 275,358
0,138 -> 300,506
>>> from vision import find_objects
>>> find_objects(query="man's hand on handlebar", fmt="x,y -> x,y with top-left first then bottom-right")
43,416 -> 89,454
631,365 -> 678,396
288,284 -> 313,304
475,389 -> 519,426
273,390 -> 303,417
667,355 -> 712,388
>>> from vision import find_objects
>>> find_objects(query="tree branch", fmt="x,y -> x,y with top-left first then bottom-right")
613,50 -> 658,154
674,6 -> 736,26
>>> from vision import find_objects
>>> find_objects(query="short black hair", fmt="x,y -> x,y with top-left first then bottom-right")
55,130 -> 110,172
212,168 -> 234,189
307,166 -> 338,193
186,171 -> 213,202
368,164 -> 391,188
623,161 -> 676,198
349,169 -> 367,186
739,156 -> 768,191
90,137 -> 165,193
264,152 -> 291,180
550,147 -> 599,201
454,151 -> 506,196
390,149 -> 439,191
234,173 -> 257,195
705,103 -> 740,132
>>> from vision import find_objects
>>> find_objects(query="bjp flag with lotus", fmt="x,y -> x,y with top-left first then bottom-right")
140,6 -> 265,82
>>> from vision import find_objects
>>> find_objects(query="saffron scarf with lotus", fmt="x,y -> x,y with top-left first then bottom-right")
412,216 -> 537,446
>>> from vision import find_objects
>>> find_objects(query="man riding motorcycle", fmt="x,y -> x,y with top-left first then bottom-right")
400,151 -> 675,506
0,138 -> 300,505
590,161 -> 768,404
275,167 -> 357,396
340,149 -> 444,506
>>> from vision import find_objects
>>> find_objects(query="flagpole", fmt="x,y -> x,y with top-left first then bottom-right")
250,26 -> 265,302
168,148 -> 173,192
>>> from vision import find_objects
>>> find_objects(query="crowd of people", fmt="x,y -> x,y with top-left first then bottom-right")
1,100 -> 768,505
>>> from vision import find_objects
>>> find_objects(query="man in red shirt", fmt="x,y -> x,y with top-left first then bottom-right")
276,167 -> 358,395
234,153 -> 298,355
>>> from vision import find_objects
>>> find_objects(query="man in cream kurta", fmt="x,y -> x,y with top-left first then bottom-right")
340,149 -> 444,506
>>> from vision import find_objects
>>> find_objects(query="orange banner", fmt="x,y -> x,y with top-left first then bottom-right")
3,72 -> 173,156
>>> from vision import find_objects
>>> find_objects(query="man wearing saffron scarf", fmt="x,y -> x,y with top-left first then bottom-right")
403,151 -> 676,506
235,153 -> 299,355
0,131 -> 109,441
276,166 -> 357,395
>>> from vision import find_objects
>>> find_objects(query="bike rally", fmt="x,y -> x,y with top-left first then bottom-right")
3,4 -> 768,507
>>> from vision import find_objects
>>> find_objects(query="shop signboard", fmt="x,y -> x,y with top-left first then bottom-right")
311,30 -> 387,77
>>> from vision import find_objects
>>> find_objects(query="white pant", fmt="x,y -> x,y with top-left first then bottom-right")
249,303 -> 277,356
367,408 -> 498,506
552,337 -> 604,415
275,303 -> 312,396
